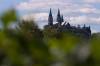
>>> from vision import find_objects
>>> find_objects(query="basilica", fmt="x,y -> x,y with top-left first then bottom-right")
44,9 -> 91,38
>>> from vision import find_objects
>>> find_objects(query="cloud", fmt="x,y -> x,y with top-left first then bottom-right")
16,0 -> 65,10
16,2 -> 46,10
22,13 -> 100,25
83,0 -> 100,3
16,0 -> 100,15
92,29 -> 99,33
21,13 -> 48,22
16,0 -> 100,32
67,16 -> 100,25
79,7 -> 98,14
19,0 -> 100,24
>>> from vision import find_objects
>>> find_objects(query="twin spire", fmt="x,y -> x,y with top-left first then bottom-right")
48,8 -> 64,26
48,8 -> 53,25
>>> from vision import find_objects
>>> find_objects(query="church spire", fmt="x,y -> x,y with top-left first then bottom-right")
61,15 -> 64,22
57,9 -> 62,25
57,9 -> 60,16
48,8 -> 53,26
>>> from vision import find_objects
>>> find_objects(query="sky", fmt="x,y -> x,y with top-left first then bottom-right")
0,0 -> 100,33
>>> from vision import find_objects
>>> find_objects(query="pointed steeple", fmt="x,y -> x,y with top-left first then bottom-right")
61,15 -> 64,22
49,8 -> 52,16
57,9 -> 60,16
48,8 -> 53,26
57,9 -> 62,24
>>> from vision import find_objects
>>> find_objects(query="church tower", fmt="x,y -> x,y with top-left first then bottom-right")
48,8 -> 53,26
57,9 -> 62,25
61,15 -> 64,22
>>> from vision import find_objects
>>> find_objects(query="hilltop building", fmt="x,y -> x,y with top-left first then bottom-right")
44,8 -> 91,38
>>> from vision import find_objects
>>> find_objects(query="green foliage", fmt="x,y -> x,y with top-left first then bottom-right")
1,9 -> 17,28
0,8 -> 100,66
91,34 -> 100,62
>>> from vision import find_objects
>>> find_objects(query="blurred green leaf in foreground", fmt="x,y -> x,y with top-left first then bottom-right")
0,8 -> 100,66
0,8 -> 17,28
